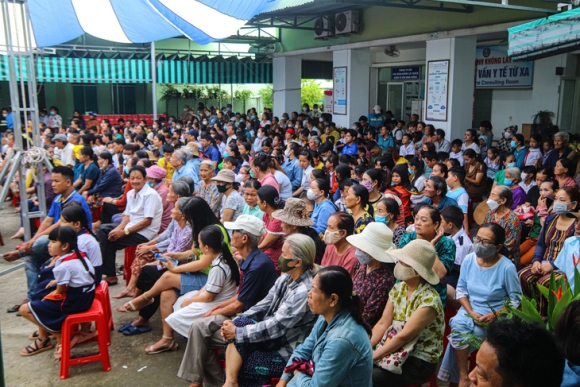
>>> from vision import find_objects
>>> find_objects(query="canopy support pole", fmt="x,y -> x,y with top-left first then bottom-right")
0,0 -> 48,241
151,42 -> 157,121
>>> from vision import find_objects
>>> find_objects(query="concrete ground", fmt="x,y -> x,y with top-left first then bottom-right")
0,204 -> 189,387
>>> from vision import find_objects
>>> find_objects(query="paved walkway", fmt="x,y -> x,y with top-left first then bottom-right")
0,205 -> 189,387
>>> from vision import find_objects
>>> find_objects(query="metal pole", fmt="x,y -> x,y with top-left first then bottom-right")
151,42 -> 157,120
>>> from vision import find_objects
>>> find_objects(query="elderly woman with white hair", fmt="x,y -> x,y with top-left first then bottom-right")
483,185 -> 521,266
544,131 -> 571,170
195,159 -> 223,218
220,233 -> 319,387
503,167 -> 526,210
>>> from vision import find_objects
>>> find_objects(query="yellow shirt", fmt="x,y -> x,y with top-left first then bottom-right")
321,130 -> 340,144
158,157 -> 174,180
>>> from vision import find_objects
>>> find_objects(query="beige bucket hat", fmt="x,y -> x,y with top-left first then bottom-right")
388,239 -> 439,285
272,198 -> 314,227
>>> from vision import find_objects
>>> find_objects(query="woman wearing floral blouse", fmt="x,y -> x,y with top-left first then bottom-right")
344,184 -> 374,234
195,160 -> 222,218
483,185 -> 521,267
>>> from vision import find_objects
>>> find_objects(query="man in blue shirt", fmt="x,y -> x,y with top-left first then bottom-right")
342,129 -> 359,156
178,215 -> 277,386
368,105 -> 385,129
199,134 -> 220,170
3,166 -> 92,302
282,142 -> 303,192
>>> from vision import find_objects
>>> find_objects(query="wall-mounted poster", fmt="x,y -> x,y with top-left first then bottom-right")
476,45 -> 533,89
426,60 -> 449,122
333,67 -> 347,115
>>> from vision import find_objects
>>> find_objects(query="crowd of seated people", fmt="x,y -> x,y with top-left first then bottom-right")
3,103 -> 580,386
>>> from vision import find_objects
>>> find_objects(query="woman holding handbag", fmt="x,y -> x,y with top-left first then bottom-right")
370,239 -> 444,387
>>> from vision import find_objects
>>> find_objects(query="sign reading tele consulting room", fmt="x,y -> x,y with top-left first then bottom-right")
476,45 -> 534,89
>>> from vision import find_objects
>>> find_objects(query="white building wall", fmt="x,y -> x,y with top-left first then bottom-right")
490,54 -> 565,131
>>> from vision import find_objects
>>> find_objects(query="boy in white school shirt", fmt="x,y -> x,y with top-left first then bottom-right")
399,133 -> 415,157
449,139 -> 465,166
440,204 -> 474,310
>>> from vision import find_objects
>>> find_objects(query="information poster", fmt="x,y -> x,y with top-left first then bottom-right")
333,67 -> 347,115
426,60 -> 449,122
476,45 -> 533,89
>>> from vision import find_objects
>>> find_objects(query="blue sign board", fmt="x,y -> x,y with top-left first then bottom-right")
391,66 -> 421,81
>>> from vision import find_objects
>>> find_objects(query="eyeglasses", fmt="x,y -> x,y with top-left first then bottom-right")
473,236 -> 496,246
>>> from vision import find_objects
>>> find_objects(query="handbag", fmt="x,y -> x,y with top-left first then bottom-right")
374,320 -> 419,374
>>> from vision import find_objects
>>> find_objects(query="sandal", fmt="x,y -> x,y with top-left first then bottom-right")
20,338 -> 53,357
145,337 -> 179,355
7,304 -> 21,313
28,331 -> 55,341
123,293 -> 154,312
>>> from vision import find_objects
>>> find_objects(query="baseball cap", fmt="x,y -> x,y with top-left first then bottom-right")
53,134 -> 67,142
224,214 -> 265,237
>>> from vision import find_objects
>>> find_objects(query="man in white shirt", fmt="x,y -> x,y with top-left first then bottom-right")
53,134 -> 75,168
97,165 -> 163,285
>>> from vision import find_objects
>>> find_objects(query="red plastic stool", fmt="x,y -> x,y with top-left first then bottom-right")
94,281 -> 114,345
12,193 -> 19,207
124,245 -> 137,283
60,299 -> 112,379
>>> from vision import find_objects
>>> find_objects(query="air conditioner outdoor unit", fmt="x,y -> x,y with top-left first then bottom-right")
335,10 -> 360,35
314,16 -> 334,39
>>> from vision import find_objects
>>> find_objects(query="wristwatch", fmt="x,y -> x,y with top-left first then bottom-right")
124,227 -> 130,235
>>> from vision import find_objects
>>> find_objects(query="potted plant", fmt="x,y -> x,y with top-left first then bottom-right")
532,110 -> 556,140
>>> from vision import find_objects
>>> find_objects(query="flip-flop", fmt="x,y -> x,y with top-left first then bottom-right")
123,296 -> 154,312
145,341 -> 178,354
123,325 -> 152,336
116,305 -> 128,313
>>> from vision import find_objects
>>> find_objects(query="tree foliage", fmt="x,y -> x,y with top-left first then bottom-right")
301,79 -> 323,108
258,86 -> 273,109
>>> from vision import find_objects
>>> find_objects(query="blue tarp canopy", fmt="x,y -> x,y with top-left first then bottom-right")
27,0 -> 280,47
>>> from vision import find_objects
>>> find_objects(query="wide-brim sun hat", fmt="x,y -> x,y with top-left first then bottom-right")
346,222 -> 396,263
211,169 -> 235,183
388,239 -> 439,285
272,198 -> 314,227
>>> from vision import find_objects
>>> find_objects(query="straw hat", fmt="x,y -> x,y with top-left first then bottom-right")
388,239 -> 439,285
346,222 -> 396,263
473,201 -> 490,225
272,198 -> 314,227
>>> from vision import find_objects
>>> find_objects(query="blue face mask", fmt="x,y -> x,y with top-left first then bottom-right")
50,111 -> 55,115
408,168 -> 414,176
504,179 -> 513,186
123,166 -> 129,175
147,181 -> 154,187
391,182 -> 395,186
507,162 -> 516,168
168,120 -> 172,124
510,140 -> 517,148
375,215 -> 387,224
223,151 -> 230,158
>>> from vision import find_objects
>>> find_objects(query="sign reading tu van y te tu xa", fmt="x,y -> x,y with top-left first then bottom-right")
476,46 -> 533,89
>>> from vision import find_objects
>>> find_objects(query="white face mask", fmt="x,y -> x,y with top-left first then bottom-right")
521,172 -> 528,181
302,107 -> 308,112
487,199 -> 500,211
